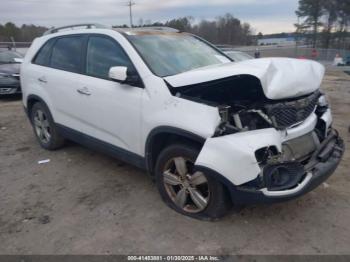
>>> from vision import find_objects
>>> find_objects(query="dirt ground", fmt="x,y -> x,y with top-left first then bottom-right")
0,70 -> 349,255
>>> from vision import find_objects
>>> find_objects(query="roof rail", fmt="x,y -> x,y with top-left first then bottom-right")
43,23 -> 109,35
118,26 -> 179,33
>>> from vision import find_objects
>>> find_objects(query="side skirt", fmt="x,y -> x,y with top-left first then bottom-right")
56,124 -> 147,170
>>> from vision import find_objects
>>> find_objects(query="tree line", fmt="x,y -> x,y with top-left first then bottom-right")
0,13 -> 253,46
0,22 -> 47,42
123,13 -> 254,46
296,0 -> 350,49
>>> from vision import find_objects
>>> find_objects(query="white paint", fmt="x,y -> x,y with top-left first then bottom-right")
196,128 -> 282,185
164,57 -> 325,100
109,66 -> 127,82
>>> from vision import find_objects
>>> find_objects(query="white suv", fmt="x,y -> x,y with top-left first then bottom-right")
21,24 -> 344,220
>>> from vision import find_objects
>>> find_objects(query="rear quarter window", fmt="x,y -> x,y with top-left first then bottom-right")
32,39 -> 55,66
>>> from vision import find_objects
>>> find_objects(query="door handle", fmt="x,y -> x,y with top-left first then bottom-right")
77,87 -> 91,96
38,76 -> 47,83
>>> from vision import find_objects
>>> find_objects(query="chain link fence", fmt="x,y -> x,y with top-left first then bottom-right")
2,41 -> 350,65
220,45 -> 350,64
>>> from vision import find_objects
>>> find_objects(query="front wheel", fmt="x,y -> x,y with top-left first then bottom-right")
155,143 -> 232,220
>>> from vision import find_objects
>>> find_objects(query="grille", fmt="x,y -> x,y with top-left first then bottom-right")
266,92 -> 320,129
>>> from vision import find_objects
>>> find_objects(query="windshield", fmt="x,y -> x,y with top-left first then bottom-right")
127,33 -> 231,77
0,51 -> 23,64
225,51 -> 253,62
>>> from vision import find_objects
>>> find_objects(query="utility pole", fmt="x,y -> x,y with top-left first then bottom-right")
126,0 -> 135,28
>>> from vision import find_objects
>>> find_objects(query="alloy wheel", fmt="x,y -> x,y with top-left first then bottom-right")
33,109 -> 51,144
163,156 -> 210,213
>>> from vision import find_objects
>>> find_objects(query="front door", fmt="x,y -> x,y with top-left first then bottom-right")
75,35 -> 143,155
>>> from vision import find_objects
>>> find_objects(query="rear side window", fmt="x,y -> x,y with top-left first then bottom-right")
86,36 -> 135,79
33,39 -> 54,66
50,36 -> 84,73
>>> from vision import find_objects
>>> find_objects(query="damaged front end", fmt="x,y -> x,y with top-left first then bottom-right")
166,59 -> 345,204
194,91 -> 344,203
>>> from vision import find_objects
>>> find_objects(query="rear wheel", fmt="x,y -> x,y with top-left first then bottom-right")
30,102 -> 65,150
155,143 -> 231,220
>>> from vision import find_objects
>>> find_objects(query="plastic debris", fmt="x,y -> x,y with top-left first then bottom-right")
38,159 -> 50,165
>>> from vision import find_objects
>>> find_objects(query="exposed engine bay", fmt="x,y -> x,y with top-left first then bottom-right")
169,75 -> 326,137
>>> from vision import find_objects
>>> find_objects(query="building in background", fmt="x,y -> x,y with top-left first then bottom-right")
258,37 -> 296,46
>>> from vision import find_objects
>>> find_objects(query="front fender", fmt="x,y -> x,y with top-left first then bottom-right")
195,128 -> 282,186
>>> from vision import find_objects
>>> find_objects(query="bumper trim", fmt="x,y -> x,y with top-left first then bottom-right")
261,173 -> 312,197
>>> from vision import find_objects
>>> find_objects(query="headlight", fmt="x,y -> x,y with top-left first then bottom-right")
318,95 -> 329,107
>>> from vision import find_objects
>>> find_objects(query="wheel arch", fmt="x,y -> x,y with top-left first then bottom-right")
27,95 -> 49,118
145,126 -> 206,175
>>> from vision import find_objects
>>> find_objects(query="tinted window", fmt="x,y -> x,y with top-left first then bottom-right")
86,36 -> 134,79
33,39 -> 54,66
51,36 -> 84,73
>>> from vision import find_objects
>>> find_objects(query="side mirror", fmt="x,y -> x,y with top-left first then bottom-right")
14,58 -> 24,63
109,66 -> 142,87
109,66 -> 127,82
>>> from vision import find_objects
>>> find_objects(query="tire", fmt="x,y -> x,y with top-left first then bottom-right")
155,143 -> 232,220
30,102 -> 65,150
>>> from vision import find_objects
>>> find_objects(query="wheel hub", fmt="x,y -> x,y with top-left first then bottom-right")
162,156 -> 210,213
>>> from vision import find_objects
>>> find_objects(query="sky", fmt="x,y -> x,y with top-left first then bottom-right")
1,0 -> 300,34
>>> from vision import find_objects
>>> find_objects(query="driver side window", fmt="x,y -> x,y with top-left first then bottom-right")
86,36 -> 135,79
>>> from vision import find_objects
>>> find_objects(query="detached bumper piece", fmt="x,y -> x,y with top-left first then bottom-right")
230,129 -> 344,204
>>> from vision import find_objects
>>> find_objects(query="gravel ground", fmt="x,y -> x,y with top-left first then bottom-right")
0,70 -> 349,255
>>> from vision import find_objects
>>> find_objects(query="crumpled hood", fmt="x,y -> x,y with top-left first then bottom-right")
164,58 -> 325,100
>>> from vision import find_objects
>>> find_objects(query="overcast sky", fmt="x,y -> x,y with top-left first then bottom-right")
1,0 -> 299,34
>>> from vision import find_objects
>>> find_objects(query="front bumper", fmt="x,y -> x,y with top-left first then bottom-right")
197,129 -> 344,205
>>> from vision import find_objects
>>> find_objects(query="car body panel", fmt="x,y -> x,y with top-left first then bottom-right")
164,58 -> 325,100
140,75 -> 221,156
196,128 -> 282,185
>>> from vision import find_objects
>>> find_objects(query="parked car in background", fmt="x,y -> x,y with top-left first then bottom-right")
21,24 -> 344,220
0,50 -> 23,96
224,50 -> 254,62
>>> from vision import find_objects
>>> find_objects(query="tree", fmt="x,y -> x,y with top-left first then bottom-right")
165,17 -> 193,31
0,22 -> 47,42
321,0 -> 338,48
2,22 -> 21,41
336,0 -> 350,48
296,0 -> 324,47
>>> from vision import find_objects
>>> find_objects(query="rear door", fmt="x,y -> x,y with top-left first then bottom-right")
43,35 -> 87,132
